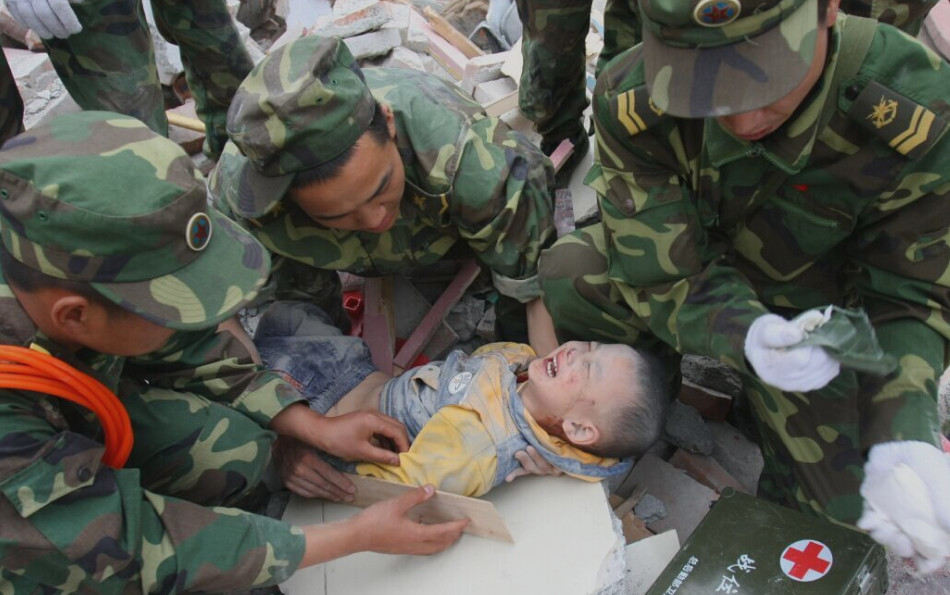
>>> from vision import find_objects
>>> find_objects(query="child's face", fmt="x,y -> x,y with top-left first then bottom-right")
521,341 -> 637,441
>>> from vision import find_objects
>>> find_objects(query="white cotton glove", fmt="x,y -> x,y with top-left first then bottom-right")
6,0 -> 82,39
858,441 -> 950,574
744,309 -> 840,392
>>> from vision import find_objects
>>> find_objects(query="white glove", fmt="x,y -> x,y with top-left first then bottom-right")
858,441 -> 950,574
6,0 -> 82,39
744,309 -> 840,392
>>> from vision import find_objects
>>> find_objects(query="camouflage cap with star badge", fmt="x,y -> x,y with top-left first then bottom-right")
0,111 -> 271,330
639,0 -> 821,118
224,35 -> 376,220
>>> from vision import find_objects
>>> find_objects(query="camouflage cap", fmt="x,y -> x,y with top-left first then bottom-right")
0,111 -> 270,330
225,35 -> 376,219
640,0 -> 820,118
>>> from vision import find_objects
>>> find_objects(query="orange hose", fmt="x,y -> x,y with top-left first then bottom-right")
0,345 -> 133,468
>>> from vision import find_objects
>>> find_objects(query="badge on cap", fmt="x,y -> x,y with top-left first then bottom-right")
185,212 -> 213,251
694,0 -> 741,27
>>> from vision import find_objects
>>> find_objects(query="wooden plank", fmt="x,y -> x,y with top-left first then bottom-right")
345,473 -> 514,543
393,259 -> 480,370
619,511 -> 654,544
408,7 -> 468,80
612,485 -> 647,518
669,448 -> 747,495
362,277 -> 395,375
422,6 -> 484,59
483,90 -> 519,118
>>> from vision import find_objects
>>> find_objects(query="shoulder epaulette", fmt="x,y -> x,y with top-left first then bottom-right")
847,79 -> 949,159
610,86 -> 667,138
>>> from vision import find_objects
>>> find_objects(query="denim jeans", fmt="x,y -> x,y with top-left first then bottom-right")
253,301 -> 377,414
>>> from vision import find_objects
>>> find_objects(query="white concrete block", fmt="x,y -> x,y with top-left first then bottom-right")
473,76 -> 517,106
460,51 -> 510,95
281,476 -> 626,595
343,27 -> 401,60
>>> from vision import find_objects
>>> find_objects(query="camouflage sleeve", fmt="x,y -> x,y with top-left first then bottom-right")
0,390 -> 305,591
124,325 -> 305,427
450,118 -> 558,303
588,73 -> 768,370
846,145 -> 950,448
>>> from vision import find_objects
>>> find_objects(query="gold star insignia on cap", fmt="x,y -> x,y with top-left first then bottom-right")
694,0 -> 741,27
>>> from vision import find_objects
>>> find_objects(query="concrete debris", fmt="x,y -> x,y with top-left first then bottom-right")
680,354 -> 743,399
663,401 -> 714,456
444,294 -> 486,342
707,421 -> 765,496
634,493 -> 668,525
341,27 -> 402,59
312,0 -> 392,39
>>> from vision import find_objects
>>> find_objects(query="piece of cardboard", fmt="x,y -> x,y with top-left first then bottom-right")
345,474 -> 512,542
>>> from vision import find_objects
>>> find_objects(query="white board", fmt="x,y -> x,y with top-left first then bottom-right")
281,476 -> 625,595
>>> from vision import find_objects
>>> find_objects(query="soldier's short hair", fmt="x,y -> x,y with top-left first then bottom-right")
587,347 -> 670,459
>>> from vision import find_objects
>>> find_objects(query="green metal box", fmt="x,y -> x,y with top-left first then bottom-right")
645,490 -> 887,594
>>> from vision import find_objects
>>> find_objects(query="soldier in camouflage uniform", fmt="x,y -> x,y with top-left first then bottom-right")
539,0 -> 950,570
4,0 -> 254,159
210,35 -> 559,353
515,0 -> 936,183
0,111 -> 465,592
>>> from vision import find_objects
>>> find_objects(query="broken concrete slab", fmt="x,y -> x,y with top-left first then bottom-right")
381,3 -> 414,49
281,476 -> 627,594
473,76 -> 517,107
681,355 -> 743,399
663,401 -> 714,455
460,50 -> 510,95
707,421 -> 764,496
4,47 -> 80,129
624,453 -> 718,542
312,0 -> 391,39
342,27 -> 402,60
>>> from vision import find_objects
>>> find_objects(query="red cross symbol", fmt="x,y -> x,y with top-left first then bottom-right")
780,540 -> 833,582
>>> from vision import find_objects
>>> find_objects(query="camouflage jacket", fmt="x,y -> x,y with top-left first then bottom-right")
0,270 -> 306,592
588,14 -> 950,449
212,68 -> 557,303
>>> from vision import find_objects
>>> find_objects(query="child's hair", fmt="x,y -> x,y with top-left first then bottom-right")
0,243 -> 125,317
289,102 -> 391,191
586,347 -> 669,459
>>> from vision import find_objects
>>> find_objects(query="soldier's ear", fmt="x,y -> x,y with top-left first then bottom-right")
49,294 -> 98,343
382,103 -> 396,139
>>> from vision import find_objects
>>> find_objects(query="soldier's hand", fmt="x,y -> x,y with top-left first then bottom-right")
505,446 -> 563,482
353,485 -> 469,555
7,0 -> 82,39
316,409 -> 410,465
744,310 -> 840,392
274,435 -> 356,502
858,441 -> 950,574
